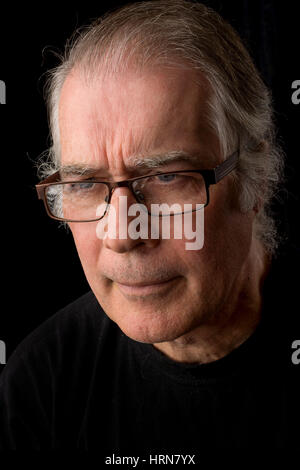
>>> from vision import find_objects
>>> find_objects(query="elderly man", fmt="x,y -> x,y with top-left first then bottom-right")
0,0 -> 299,451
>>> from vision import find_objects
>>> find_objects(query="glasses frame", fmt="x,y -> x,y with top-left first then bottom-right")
35,149 -> 239,222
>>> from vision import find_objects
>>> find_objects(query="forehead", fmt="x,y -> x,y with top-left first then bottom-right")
58,66 -> 219,173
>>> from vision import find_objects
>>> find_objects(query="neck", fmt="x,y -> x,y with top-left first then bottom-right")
153,239 -> 271,364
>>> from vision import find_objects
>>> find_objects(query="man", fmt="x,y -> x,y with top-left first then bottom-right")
0,0 -> 299,450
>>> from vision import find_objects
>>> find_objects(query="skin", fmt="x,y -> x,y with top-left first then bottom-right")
59,65 -> 271,363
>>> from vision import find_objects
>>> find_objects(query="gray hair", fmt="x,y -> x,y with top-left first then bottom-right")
39,0 -> 285,254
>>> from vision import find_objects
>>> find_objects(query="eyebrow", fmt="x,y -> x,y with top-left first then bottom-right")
59,151 -> 203,178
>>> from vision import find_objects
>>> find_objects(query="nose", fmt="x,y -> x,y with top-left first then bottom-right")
101,186 -> 159,253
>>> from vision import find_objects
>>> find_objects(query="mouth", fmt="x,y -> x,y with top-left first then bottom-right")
115,277 -> 181,297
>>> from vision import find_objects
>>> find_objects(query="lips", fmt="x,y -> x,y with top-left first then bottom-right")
114,276 -> 181,296
115,278 -> 175,287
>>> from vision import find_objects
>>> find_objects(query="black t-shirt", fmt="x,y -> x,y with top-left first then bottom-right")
0,244 -> 299,450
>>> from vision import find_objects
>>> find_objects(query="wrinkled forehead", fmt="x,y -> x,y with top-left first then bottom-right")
58,66 -> 219,174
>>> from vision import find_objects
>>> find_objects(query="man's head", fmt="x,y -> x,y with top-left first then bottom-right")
39,0 -> 284,344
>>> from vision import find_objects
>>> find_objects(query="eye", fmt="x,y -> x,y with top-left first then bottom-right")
156,174 -> 177,183
68,181 -> 95,192
77,181 -> 94,189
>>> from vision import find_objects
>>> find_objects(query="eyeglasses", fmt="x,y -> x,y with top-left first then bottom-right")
35,149 -> 239,222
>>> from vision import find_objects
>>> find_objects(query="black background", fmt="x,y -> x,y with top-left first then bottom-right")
0,0 -> 299,370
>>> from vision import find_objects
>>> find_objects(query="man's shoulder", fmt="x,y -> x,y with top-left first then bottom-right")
5,291 -> 115,371
263,241 -> 300,333
28,290 -> 106,340
54,289 -> 101,321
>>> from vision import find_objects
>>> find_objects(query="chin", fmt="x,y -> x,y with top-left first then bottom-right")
95,286 -> 205,344
118,327 -> 178,345
111,309 -> 196,345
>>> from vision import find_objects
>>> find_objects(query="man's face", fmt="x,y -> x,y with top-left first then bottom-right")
59,66 -> 255,344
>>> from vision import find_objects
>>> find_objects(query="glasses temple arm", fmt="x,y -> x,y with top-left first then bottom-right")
213,150 -> 239,183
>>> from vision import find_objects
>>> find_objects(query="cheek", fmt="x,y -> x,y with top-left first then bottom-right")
204,206 -> 254,272
205,180 -> 254,250
69,223 -> 101,275
169,210 -> 254,303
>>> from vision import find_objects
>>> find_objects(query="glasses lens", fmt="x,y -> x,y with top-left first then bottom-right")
45,182 -> 109,221
132,172 -> 207,215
